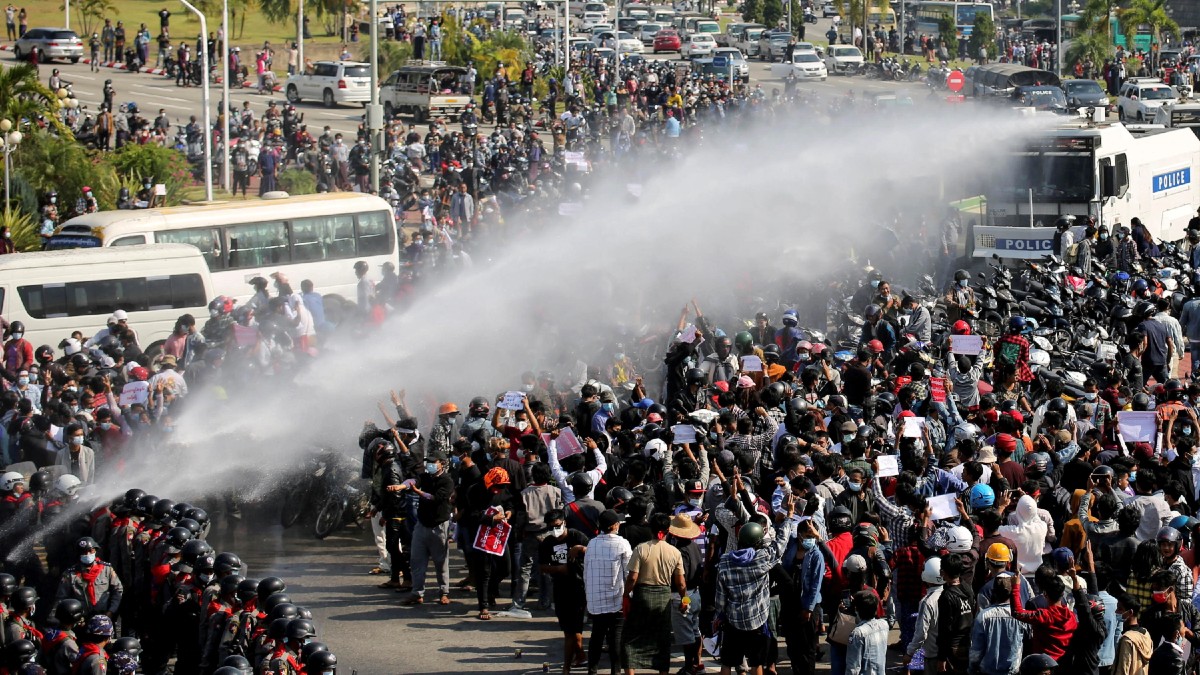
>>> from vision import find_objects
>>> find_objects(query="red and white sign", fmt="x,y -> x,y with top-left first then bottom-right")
946,71 -> 965,92
473,507 -> 512,556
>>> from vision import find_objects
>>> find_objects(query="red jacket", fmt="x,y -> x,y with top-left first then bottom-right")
1011,589 -> 1077,660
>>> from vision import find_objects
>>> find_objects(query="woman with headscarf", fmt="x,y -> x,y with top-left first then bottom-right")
998,495 -> 1048,577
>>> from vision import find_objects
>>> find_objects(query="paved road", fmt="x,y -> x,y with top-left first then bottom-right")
10,37 -> 924,142
212,506 -> 595,675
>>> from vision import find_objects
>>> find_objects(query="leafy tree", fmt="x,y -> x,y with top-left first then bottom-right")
0,64 -> 65,136
937,15 -> 957,56
763,0 -> 783,29
967,12 -> 996,60
61,0 -> 114,38
1119,0 -> 1179,68
741,0 -> 761,23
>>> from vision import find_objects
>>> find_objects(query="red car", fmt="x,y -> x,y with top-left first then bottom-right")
653,29 -> 681,53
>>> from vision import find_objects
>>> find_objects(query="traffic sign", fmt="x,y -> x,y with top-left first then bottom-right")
946,71 -> 965,93
712,55 -> 729,68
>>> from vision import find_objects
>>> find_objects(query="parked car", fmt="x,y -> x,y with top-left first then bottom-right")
770,50 -> 828,80
640,22 -> 665,44
1117,78 -> 1179,121
824,45 -> 864,74
1062,78 -> 1108,111
711,47 -> 750,79
756,30 -> 791,61
681,33 -> 717,57
653,29 -> 682,53
286,60 -> 372,107
14,28 -> 83,63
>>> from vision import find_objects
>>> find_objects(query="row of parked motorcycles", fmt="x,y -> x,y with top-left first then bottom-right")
824,247 -> 1198,402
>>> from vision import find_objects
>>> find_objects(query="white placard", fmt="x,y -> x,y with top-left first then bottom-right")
498,391 -> 526,411
118,381 -> 150,406
901,416 -> 926,438
1117,410 -> 1158,443
679,324 -> 698,344
154,183 -> 167,196
875,455 -> 899,478
558,202 -> 583,216
949,334 -> 984,355
928,493 -> 958,521
671,424 -> 697,444
740,355 -> 763,372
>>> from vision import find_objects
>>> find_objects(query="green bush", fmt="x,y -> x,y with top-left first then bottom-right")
277,168 -> 316,195
0,208 -> 41,251
107,144 -> 191,206
13,131 -> 119,212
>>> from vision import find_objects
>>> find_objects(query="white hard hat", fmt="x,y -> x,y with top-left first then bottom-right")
54,474 -> 82,497
1,471 -> 25,492
946,525 -> 973,553
111,309 -> 129,321
921,557 -> 944,585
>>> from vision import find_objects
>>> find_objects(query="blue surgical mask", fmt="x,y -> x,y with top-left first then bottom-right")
425,462 -> 438,474
958,279 -> 968,287
602,402 -> 615,414
800,538 -> 817,551
69,436 -> 83,446
450,455 -> 462,468
80,553 -> 96,565
1100,233 -> 1109,241
17,377 -> 28,386
870,280 -> 880,288
1183,426 -> 1194,437
1130,471 -> 1137,483
847,482 -> 862,492
1083,392 -> 1097,401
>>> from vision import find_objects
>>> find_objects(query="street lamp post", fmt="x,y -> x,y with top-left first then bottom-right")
179,0 -> 213,202
222,0 -> 230,192
0,120 -> 22,216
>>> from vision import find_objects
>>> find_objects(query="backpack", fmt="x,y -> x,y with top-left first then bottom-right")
996,339 -> 1021,367
1064,241 -> 1082,265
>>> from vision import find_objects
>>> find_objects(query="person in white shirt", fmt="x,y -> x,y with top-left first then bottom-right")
583,510 -> 632,674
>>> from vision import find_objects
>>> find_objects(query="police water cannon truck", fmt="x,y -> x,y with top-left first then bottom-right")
972,112 -> 1200,259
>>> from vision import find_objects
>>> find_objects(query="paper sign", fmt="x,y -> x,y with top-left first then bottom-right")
929,378 -> 947,403
564,150 -> 585,165
498,391 -> 526,411
558,202 -> 583,216
901,416 -> 926,438
949,334 -> 984,355
553,426 -> 585,460
928,493 -> 958,521
671,424 -> 697,444
740,355 -> 763,372
473,507 -> 512,556
154,183 -> 167,196
876,455 -> 899,478
679,324 -> 698,344
1117,410 -> 1158,443
118,381 -> 150,406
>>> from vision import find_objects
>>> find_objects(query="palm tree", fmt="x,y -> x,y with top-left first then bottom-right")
0,63 -> 62,130
1119,0 -> 1179,68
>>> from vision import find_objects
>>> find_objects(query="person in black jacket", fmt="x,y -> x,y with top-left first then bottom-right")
403,451 -> 456,606
1064,564 -> 1107,675
373,439 -> 408,591
1148,612 -> 1187,675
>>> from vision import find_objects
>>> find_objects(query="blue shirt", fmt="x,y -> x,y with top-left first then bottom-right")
846,618 -> 889,675
1098,590 -> 1121,667
797,545 -> 824,612
665,117 -> 681,138
969,604 -> 1029,675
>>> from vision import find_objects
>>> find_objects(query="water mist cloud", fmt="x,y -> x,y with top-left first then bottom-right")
104,104 -> 1052,500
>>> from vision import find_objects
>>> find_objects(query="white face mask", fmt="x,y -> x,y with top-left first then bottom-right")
516,421 -> 529,431
687,497 -> 702,508
552,525 -> 566,538
17,377 -> 28,386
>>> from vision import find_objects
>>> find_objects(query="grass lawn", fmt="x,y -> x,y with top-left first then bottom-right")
18,0 -> 358,58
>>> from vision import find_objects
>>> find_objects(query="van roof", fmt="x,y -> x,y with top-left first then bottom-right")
0,244 -> 202,271
58,192 -> 390,231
